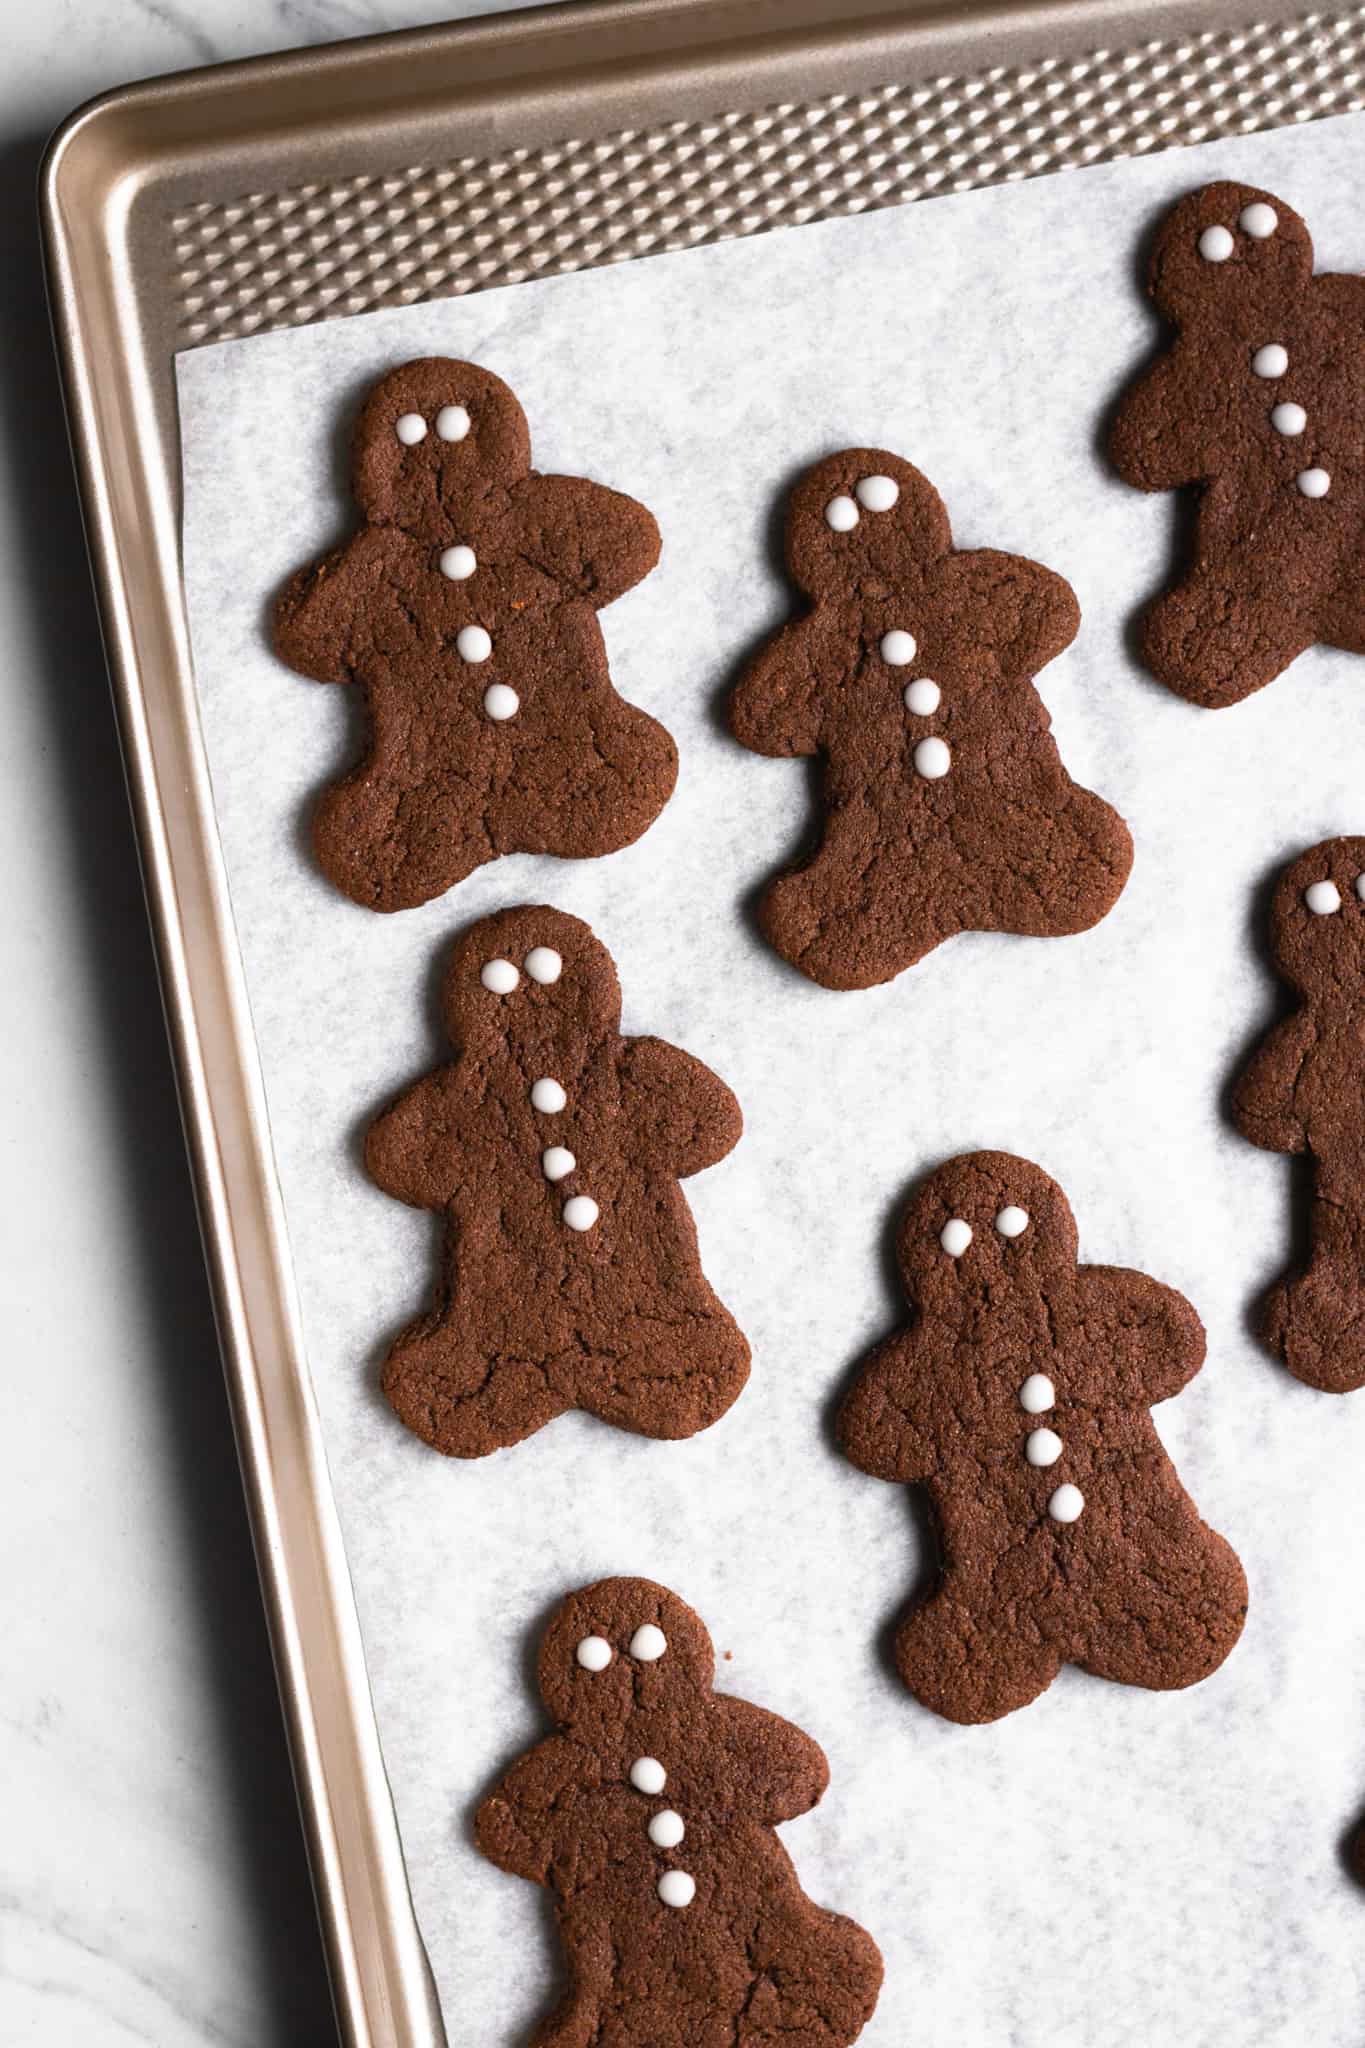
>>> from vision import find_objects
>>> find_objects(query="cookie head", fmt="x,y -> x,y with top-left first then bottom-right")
898,1151 -> 1079,1312
443,904 -> 622,1059
785,450 -> 953,598
352,358 -> 532,536
1267,836 -> 1365,993
538,1578 -> 715,1732
1147,182 -> 1313,324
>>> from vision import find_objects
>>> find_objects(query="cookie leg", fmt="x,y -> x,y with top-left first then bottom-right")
742,1907 -> 883,2047
381,1316 -> 571,1456
314,767 -> 488,912
1261,1193 -> 1365,1392
580,1305 -> 751,1440
894,1590 -> 1062,1724
1077,1522 -> 1247,1692
1140,566 -> 1316,708
958,780 -> 1133,941
762,820 -> 947,991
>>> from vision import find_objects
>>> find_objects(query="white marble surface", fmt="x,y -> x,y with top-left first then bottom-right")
0,5 -> 530,2046
179,115 -> 1365,2047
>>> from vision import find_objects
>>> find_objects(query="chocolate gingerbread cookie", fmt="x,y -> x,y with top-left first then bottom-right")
273,358 -> 675,910
729,452 -> 1132,989
1111,182 -> 1365,706
366,905 -> 749,1456
476,1577 -> 883,2048
839,1152 -> 1247,1723
1232,836 -> 1365,1392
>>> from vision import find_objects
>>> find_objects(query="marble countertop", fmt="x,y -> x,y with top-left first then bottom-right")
0,4 -> 527,2043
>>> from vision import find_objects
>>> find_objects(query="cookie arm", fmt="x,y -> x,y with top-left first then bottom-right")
475,1735 -> 586,1885
517,474 -> 661,607
931,550 -> 1080,677
1230,1011 -> 1315,1155
365,1070 -> 463,1209
838,1333 -> 937,1483
1108,349 -> 1212,492
616,1037 -> 743,1177
729,619 -> 825,758
714,1697 -> 829,1823
272,527 -> 390,683
1074,1266 -> 1206,1405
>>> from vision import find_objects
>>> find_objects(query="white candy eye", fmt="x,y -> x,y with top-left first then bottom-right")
904,678 -> 941,716
563,1195 -> 600,1232
435,404 -> 471,441
824,495 -> 859,532
1198,225 -> 1234,262
880,629 -> 917,666
483,684 -> 519,721
1239,202 -> 1278,238
629,1624 -> 667,1662
1304,880 -> 1342,915
1251,343 -> 1288,378
395,412 -> 427,445
657,1871 -> 695,1909
525,946 -> 563,985
481,958 -> 519,993
940,1218 -> 972,1258
576,1635 -> 612,1671
1296,468 -> 1331,499
855,474 -> 899,512
995,1205 -> 1029,1238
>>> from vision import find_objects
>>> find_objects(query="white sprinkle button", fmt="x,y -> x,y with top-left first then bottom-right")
940,1218 -> 973,1258
576,1635 -> 612,1671
630,1757 -> 666,1795
525,946 -> 562,985
995,1205 -> 1029,1238
563,1195 -> 600,1232
1198,225 -> 1234,262
1239,201 -> 1278,238
914,737 -> 952,780
904,678 -> 941,716
657,1871 -> 696,1909
1252,344 -> 1288,379
630,1624 -> 668,1662
395,412 -> 427,445
440,544 -> 477,580
1026,1428 -> 1064,1468
856,474 -> 899,512
531,1077 -> 567,1114
824,495 -> 859,532
1305,879 -> 1342,915
880,629 -> 917,666
1271,403 -> 1307,437
1296,468 -> 1331,498
481,958 -> 519,994
483,684 -> 519,721
435,404 -> 471,441
1048,1483 -> 1085,1524
1019,1374 -> 1055,1415
542,1147 -> 576,1183
457,624 -> 492,662
648,1810 -> 685,1849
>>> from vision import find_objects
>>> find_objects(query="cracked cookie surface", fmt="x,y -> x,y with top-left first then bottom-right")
728,450 -> 1132,989
1232,835 -> 1365,1392
367,905 -> 749,1456
273,357 -> 675,911
476,1577 -> 883,2048
1110,181 -> 1365,707
839,1151 -> 1247,1723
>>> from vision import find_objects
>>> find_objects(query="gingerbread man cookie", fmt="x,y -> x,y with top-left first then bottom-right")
476,1577 -> 883,2048
1232,836 -> 1365,1392
729,452 -> 1132,989
273,358 -> 675,910
839,1152 -> 1247,1723
366,905 -> 749,1456
1111,182 -> 1365,706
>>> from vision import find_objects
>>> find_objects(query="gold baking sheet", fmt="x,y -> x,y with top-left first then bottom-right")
39,3 -> 1365,2043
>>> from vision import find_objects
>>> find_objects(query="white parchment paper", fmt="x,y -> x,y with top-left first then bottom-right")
179,114 -> 1365,2048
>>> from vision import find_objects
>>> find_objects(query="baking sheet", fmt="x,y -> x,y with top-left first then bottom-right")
178,111 -> 1365,2048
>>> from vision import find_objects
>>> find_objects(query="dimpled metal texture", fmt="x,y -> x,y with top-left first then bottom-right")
173,6 -> 1365,345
